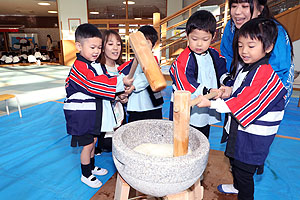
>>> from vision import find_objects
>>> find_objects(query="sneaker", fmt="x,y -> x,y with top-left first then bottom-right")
81,175 -> 102,188
217,184 -> 238,194
92,166 -> 108,176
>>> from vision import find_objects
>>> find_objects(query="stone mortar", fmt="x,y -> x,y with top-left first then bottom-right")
112,119 -> 210,197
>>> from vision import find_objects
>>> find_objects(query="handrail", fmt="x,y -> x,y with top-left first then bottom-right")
164,30 -> 185,43
275,3 -> 300,18
160,0 -> 207,25
160,37 -> 186,51
158,0 -> 228,65
166,19 -> 188,32
269,0 -> 286,9
158,0 -> 299,66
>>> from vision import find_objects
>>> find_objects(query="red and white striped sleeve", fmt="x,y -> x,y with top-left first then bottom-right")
225,64 -> 286,127
69,60 -> 118,99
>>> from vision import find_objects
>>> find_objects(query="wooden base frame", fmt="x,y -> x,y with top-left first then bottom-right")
114,173 -> 203,200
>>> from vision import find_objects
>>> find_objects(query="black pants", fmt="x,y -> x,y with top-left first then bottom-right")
48,51 -> 55,60
230,159 -> 257,200
190,124 -> 210,139
127,108 -> 162,123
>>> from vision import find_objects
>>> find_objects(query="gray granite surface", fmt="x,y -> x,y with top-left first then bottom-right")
112,119 -> 210,197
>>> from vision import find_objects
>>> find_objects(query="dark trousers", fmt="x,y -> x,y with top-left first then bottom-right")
127,108 -> 162,123
48,51 -> 55,59
95,132 -> 107,153
190,124 -> 211,139
230,159 -> 256,200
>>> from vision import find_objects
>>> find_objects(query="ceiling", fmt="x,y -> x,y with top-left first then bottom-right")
0,0 -> 58,17
0,0 -> 167,19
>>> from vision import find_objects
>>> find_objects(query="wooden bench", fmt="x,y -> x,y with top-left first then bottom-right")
0,94 -> 22,118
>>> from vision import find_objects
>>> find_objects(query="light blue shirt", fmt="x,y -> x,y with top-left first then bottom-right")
92,62 -> 125,131
127,64 -> 163,111
190,53 -> 221,127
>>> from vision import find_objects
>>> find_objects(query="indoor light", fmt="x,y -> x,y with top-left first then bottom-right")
38,2 -> 50,6
122,1 -> 135,5
48,10 -> 57,14
90,11 -> 99,15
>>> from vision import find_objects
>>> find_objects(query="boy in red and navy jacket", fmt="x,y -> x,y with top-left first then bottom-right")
63,23 -> 133,188
169,10 -> 231,138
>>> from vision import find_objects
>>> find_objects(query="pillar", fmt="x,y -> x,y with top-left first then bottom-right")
57,0 -> 88,66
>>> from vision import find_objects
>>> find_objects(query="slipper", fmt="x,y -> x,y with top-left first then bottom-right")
81,175 -> 102,188
92,166 -> 108,176
217,184 -> 238,194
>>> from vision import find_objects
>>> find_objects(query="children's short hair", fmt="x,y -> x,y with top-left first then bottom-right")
186,10 -> 216,36
231,18 -> 278,76
75,23 -> 102,42
138,25 -> 158,47
239,18 -> 277,52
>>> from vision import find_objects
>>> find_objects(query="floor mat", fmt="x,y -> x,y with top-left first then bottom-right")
0,101 -> 116,200
1,84 -> 299,200
162,85 -> 300,199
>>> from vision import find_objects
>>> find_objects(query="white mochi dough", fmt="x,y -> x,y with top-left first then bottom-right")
133,143 -> 191,157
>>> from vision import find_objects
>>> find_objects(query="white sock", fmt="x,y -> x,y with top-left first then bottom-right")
221,184 -> 238,193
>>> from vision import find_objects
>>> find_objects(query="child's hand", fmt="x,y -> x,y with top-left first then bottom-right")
219,86 -> 232,99
123,75 -> 134,87
195,95 -> 211,108
124,85 -> 135,95
118,93 -> 128,104
210,88 -> 223,99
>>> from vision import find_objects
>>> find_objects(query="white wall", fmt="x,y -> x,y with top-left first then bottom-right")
293,39 -> 300,72
57,0 -> 88,41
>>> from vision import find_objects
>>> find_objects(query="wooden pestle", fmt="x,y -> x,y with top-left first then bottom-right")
173,91 -> 217,157
127,31 -> 167,92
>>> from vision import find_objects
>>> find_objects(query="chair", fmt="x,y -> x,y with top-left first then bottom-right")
0,94 -> 22,118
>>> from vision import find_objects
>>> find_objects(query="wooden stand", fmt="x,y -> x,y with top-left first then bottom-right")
114,91 -> 215,200
114,174 -> 130,200
114,173 -> 203,200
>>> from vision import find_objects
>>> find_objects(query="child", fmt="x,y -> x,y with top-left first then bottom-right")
120,25 -> 164,123
63,23 -> 132,188
196,18 -> 287,200
95,29 -> 127,154
220,0 -> 294,106
169,10 -> 230,138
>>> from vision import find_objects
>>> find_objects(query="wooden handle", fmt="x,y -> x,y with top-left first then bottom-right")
127,58 -> 138,79
173,90 -> 191,157
129,31 -> 167,92
190,91 -> 218,107
172,90 -> 217,157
